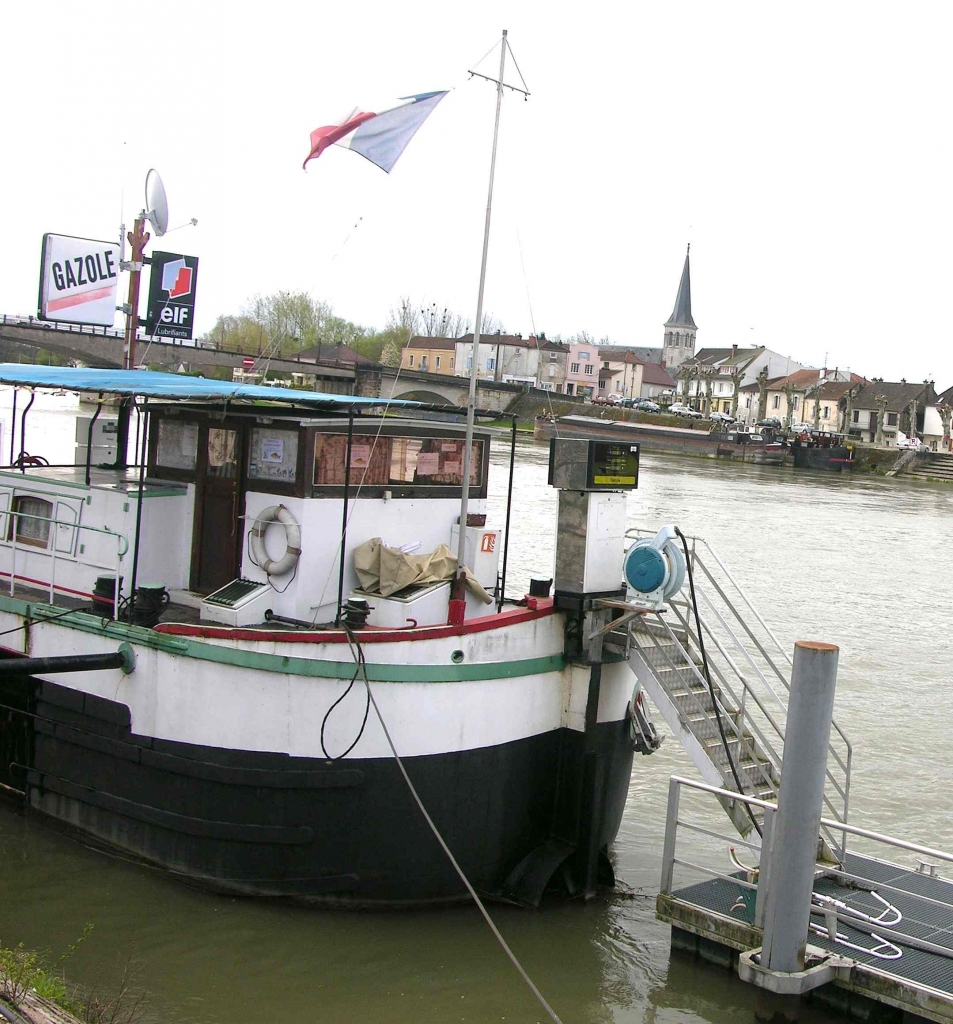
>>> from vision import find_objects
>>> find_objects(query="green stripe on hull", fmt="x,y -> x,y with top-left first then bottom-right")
0,596 -> 565,683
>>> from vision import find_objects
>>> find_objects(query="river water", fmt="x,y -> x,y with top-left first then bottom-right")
1,399 -> 951,1023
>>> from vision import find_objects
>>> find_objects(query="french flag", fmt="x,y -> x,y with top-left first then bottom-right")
303,91 -> 448,173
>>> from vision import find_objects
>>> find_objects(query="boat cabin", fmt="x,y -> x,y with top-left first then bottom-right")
0,368 -> 502,630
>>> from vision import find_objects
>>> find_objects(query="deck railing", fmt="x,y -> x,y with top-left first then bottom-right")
627,526 -> 853,855
0,507 -> 129,607
661,775 -> 953,962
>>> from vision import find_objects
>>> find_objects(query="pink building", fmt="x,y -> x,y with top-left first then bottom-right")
566,342 -> 599,397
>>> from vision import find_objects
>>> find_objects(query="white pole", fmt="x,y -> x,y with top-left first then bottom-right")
454,30 -> 508,589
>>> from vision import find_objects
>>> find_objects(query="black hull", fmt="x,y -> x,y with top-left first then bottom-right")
792,446 -> 855,471
5,676 -> 635,908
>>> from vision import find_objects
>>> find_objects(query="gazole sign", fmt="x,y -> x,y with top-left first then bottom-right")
38,233 -> 121,328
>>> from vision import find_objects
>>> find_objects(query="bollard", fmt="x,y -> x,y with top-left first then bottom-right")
760,641 -> 839,977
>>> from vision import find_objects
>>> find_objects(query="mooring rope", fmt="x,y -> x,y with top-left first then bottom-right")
343,628 -> 565,1024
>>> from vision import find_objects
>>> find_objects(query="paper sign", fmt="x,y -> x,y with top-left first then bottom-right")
350,444 -> 371,469
261,438 -> 284,462
416,452 -> 439,475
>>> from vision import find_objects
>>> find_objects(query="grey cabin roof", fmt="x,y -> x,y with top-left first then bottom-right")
665,247 -> 697,330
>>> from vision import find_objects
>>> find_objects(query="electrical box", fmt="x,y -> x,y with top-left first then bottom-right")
450,522 -> 500,591
548,437 -> 640,491
75,416 -> 119,465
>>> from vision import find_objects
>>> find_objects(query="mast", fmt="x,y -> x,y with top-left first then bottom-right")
449,30 -> 509,625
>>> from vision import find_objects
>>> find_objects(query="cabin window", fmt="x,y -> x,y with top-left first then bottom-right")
313,433 -> 484,489
10,496 -> 53,548
247,428 -> 298,483
207,428 -> 239,480
156,420 -> 198,471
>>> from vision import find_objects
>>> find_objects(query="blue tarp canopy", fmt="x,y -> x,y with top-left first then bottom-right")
0,364 -> 421,410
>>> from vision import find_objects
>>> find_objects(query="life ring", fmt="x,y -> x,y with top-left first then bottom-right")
250,505 -> 301,576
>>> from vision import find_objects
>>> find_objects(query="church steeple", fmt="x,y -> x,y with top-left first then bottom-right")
663,244 -> 697,369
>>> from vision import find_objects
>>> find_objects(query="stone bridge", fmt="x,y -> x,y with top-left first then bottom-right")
356,366 -> 524,413
0,316 -> 354,381
0,315 -> 526,412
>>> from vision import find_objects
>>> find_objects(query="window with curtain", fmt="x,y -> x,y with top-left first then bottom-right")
10,496 -> 53,547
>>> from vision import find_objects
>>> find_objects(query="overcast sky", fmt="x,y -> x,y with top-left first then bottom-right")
3,1 -> 951,388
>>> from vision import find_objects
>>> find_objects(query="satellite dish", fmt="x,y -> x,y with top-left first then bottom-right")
144,169 -> 169,236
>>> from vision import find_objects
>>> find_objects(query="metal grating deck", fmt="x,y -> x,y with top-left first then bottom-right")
203,578 -> 268,607
667,852 -> 953,1018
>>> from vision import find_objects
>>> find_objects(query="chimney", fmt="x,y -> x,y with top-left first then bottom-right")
731,344 -> 738,358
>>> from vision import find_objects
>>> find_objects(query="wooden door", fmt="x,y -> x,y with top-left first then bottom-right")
194,425 -> 243,593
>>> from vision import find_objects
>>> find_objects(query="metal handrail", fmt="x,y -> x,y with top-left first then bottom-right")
666,598 -> 849,813
626,526 -> 853,848
0,506 -> 129,605
642,609 -> 781,799
660,774 -> 953,955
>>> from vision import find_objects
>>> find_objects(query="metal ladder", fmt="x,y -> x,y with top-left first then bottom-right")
611,528 -> 852,854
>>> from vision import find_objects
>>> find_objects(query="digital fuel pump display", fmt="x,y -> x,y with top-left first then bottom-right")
589,441 -> 640,488
548,437 -> 640,490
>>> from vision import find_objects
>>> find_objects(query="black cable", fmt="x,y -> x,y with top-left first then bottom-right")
674,527 -> 763,839
342,624 -> 565,1024
0,603 -> 83,639
319,636 -> 370,760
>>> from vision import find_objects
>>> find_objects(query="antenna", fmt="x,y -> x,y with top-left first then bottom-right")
144,168 -> 169,236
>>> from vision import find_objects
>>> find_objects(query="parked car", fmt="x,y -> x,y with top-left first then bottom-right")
620,398 -> 639,408
789,421 -> 815,433
637,400 -> 661,413
668,403 -> 703,419
897,435 -> 927,451
756,417 -> 782,429
708,411 -> 736,424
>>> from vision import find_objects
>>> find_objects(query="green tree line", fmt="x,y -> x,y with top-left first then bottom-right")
197,292 -> 504,367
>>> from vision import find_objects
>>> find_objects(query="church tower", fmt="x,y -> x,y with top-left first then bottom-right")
662,244 -> 697,369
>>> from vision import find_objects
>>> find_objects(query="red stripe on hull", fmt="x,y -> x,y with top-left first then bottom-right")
154,599 -> 555,644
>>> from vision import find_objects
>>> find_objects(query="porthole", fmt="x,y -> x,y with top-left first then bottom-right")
451,650 -> 465,664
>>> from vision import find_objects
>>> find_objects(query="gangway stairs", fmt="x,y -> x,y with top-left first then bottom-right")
611,528 -> 852,853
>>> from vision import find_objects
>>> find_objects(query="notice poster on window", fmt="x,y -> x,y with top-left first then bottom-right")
261,437 -> 284,463
350,444 -> 371,470
248,428 -> 298,482
416,452 -> 440,476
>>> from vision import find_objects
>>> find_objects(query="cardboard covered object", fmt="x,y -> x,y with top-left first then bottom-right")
353,538 -> 492,604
